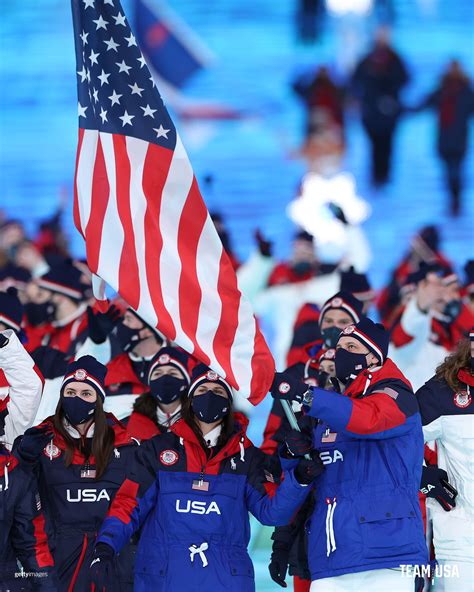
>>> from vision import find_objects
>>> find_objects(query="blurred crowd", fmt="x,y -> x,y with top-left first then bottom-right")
292,29 -> 474,215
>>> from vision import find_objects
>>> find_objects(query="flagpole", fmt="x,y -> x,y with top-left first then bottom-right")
280,400 -> 312,460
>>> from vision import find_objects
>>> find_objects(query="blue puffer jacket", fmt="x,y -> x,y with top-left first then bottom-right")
97,413 -> 310,592
297,359 -> 428,580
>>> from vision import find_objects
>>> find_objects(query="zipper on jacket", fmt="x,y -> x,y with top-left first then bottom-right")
198,465 -> 205,487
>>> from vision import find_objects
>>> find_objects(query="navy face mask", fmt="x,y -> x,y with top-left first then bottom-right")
292,261 -> 313,276
442,300 -> 462,323
61,396 -> 96,426
149,375 -> 188,404
191,390 -> 230,424
335,348 -> 368,384
115,323 -> 142,352
321,326 -> 342,349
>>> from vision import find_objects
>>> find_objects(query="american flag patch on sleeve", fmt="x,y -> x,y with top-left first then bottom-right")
264,470 -> 275,483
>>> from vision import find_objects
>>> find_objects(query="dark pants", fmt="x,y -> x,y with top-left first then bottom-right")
365,126 -> 395,185
442,155 -> 464,215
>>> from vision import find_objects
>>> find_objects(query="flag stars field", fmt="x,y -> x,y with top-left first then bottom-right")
73,0 -> 176,147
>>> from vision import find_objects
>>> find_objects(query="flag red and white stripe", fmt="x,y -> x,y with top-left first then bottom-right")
73,129 -> 274,403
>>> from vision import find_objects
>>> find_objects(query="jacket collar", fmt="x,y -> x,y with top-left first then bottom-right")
345,358 -> 412,398
40,412 -> 133,454
171,412 -> 250,453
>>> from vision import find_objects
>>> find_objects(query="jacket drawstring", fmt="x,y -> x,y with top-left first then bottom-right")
4,463 -> 8,491
325,497 -> 337,557
362,373 -> 373,396
239,436 -> 245,462
189,542 -> 209,567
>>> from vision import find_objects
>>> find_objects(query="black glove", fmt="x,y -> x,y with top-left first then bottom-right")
271,371 -> 310,404
16,426 -> 53,463
87,305 -> 122,344
255,229 -> 273,258
31,346 -> 69,380
295,451 -> 324,485
316,372 -> 340,392
314,370 -> 329,388
284,429 -> 313,458
0,333 -> 9,348
89,543 -> 116,591
268,540 -> 289,588
328,202 -> 348,225
420,466 -> 457,511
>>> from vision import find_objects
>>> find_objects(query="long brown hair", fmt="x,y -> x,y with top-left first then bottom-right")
181,396 -> 235,450
133,391 -> 159,423
435,338 -> 472,391
53,396 -> 115,479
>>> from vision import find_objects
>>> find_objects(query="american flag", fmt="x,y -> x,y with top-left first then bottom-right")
71,0 -> 275,404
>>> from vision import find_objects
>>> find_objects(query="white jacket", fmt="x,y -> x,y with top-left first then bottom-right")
389,297 -> 448,391
252,272 -> 340,369
417,375 -> 474,562
0,330 -> 43,449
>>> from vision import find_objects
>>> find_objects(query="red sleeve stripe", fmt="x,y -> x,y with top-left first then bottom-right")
107,478 -> 139,524
346,393 -> 407,435
32,514 -> 54,568
390,321 -> 414,347
263,481 -> 278,498
33,363 -> 45,388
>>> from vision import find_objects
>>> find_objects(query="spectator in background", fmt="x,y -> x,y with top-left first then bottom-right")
268,231 -> 336,287
415,60 -> 474,216
210,211 -> 240,271
377,225 -> 452,327
0,263 -> 31,300
340,266 -> 374,314
464,260 -> 474,315
293,66 -> 345,173
352,27 -> 409,186
0,219 -> 26,262
103,308 -> 167,420
296,0 -> 323,43
390,267 -> 474,390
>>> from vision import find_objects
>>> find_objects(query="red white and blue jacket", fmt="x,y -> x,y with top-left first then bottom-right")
97,413 -> 310,592
0,447 -> 55,589
16,414 -> 138,592
300,359 -> 428,580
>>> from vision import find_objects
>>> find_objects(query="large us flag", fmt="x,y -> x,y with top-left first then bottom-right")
71,0 -> 275,403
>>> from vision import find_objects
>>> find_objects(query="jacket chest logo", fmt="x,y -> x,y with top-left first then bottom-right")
66,488 -> 111,502
454,390 -> 472,409
175,499 -> 221,515
160,449 -> 179,466
43,442 -> 61,459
